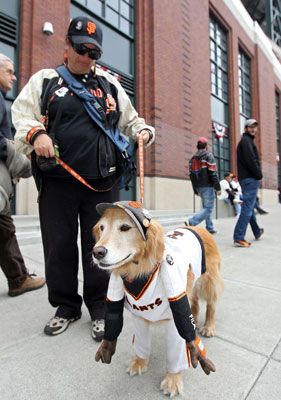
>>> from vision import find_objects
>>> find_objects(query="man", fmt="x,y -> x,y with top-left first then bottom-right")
0,53 -> 45,296
186,137 -> 221,233
218,172 -> 242,216
233,119 -> 264,247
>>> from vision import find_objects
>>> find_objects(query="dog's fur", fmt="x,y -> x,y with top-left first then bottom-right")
93,208 -> 224,396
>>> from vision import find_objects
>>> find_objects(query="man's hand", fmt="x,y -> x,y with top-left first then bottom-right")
33,133 -> 55,158
186,338 -> 216,375
95,339 -> 117,364
136,130 -> 151,145
217,190 -> 221,196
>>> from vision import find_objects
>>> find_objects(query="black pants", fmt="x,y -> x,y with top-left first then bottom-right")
0,212 -> 28,289
39,176 -> 119,320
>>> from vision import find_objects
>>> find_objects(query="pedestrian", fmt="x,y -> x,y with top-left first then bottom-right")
11,16 -> 155,340
233,119 -> 264,247
278,187 -> 281,204
186,137 -> 221,233
0,53 -> 45,296
218,172 -> 242,216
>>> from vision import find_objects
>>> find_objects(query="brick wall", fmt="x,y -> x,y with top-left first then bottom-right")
19,0 -> 70,90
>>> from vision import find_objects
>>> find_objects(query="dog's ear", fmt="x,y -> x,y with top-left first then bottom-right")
93,220 -> 100,241
144,219 -> 165,262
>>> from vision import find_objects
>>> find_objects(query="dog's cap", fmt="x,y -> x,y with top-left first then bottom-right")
96,201 -> 152,240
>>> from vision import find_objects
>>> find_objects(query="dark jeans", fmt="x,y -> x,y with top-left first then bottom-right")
233,178 -> 261,241
189,186 -> 216,232
39,176 -> 118,321
0,212 -> 28,289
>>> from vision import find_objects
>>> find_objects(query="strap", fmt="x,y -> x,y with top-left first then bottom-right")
56,65 -> 129,153
138,136 -> 144,204
54,155 -> 116,192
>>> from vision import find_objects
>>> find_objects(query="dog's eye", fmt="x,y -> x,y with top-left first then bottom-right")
120,224 -> 131,232
100,225 -> 104,232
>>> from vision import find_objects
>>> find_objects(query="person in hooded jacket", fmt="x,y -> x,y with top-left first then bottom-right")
185,137 -> 221,233
233,119 -> 264,247
0,53 -> 45,296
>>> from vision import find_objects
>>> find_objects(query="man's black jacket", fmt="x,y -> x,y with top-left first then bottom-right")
237,132 -> 263,181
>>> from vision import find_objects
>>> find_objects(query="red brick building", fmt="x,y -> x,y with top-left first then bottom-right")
1,0 -> 280,213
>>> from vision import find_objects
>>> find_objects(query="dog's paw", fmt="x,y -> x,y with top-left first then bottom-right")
160,372 -> 183,397
200,325 -> 215,337
126,356 -> 149,376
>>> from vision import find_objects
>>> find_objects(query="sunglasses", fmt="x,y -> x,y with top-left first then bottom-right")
70,40 -> 101,60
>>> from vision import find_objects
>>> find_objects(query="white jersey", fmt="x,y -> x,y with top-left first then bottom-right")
106,228 -> 204,323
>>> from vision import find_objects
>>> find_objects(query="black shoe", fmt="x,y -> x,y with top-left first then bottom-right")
255,228 -> 264,240
92,319 -> 105,342
208,230 -> 217,234
44,315 -> 80,336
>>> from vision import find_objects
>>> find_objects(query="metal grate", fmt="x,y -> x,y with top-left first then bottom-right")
120,74 -> 134,96
0,12 -> 17,45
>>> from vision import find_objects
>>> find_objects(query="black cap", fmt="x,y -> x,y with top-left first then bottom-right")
67,16 -> 103,52
96,201 -> 152,241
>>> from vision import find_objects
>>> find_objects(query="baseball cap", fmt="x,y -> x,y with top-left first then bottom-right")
197,137 -> 208,144
224,172 -> 233,178
245,119 -> 258,128
96,201 -> 152,241
67,16 -> 103,51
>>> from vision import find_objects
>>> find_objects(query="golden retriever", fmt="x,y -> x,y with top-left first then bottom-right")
93,201 -> 224,397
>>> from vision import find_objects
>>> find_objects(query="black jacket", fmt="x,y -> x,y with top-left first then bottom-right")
0,90 -> 13,161
189,149 -> 220,194
237,132 -> 263,181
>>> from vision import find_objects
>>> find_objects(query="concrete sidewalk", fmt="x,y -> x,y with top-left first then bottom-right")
1,204 -> 281,400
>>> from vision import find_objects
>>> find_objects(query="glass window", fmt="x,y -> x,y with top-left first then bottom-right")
238,48 -> 251,121
77,0 -> 135,36
209,15 -> 230,179
86,0 -> 103,17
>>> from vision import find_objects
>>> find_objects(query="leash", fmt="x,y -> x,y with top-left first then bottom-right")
138,136 -> 144,204
54,155 -> 116,192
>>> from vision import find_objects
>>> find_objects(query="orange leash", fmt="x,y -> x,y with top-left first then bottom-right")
54,155 -> 116,192
138,136 -> 144,204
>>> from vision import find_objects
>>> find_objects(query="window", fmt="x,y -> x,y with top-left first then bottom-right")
73,0 -> 134,36
209,15 -> 230,179
238,48 -> 251,132
276,92 -> 281,187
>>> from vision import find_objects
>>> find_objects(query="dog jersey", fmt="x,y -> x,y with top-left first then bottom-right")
105,228 -> 205,343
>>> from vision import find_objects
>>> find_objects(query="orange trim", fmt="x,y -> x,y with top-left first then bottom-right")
106,297 -> 113,302
26,126 -> 45,143
124,263 -> 160,300
168,291 -> 186,302
195,337 -> 206,356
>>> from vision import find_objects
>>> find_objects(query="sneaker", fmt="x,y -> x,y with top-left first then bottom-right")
44,315 -> 80,336
208,230 -> 217,234
255,228 -> 264,240
92,319 -> 105,342
8,274 -> 45,297
184,220 -> 190,226
234,240 -> 251,247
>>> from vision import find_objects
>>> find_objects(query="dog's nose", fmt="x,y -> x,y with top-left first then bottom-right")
93,246 -> 108,260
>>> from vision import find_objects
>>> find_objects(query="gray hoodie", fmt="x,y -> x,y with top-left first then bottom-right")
0,139 -> 31,214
